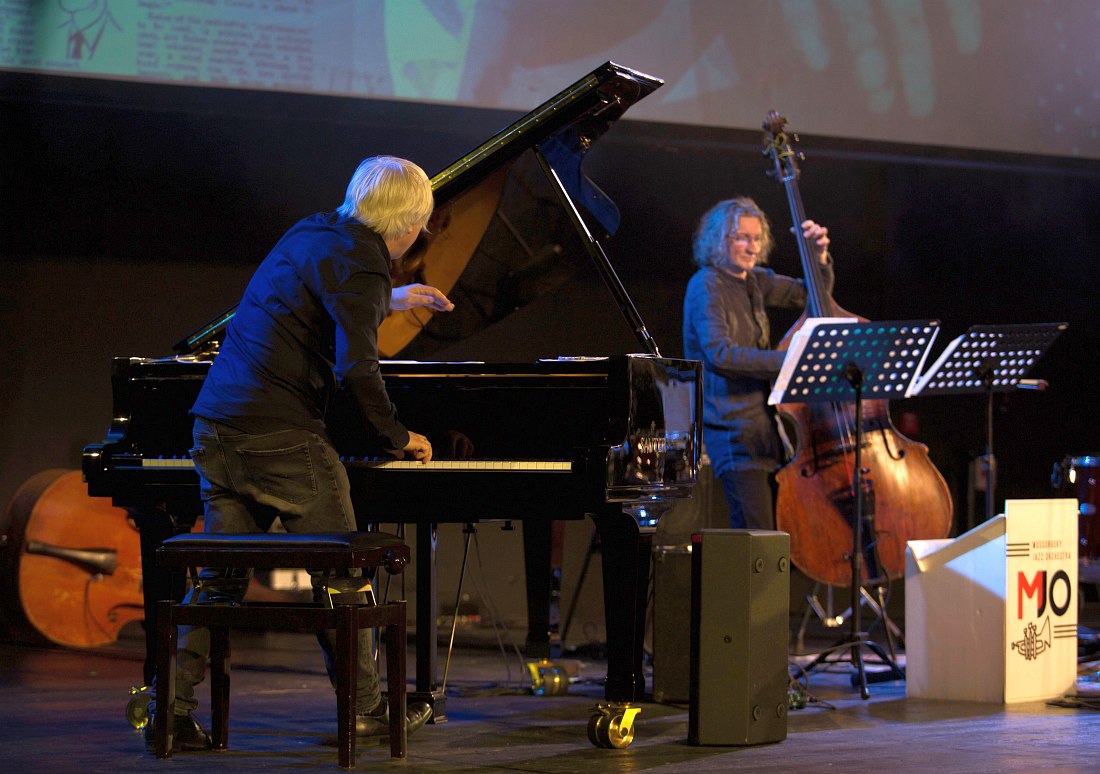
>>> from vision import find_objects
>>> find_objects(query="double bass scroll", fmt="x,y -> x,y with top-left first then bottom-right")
762,111 -> 953,587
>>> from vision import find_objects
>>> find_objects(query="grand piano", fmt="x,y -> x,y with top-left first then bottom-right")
83,62 -> 701,748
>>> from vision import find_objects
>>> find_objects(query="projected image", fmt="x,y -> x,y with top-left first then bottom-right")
57,0 -> 122,61
1,0 -> 1096,159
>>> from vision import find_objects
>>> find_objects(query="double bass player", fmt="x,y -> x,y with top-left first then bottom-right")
682,196 -> 832,530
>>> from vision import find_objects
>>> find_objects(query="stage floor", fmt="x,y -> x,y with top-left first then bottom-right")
1,617 -> 1097,773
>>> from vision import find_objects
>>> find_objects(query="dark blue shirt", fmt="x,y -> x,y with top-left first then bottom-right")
191,212 -> 409,449
683,262 -> 831,474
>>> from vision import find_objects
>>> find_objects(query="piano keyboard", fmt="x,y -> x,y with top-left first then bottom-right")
138,457 -> 573,472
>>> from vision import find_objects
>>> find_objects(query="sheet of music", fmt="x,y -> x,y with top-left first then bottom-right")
768,317 -> 857,406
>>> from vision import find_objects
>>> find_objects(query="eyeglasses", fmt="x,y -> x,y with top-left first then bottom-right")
732,232 -> 764,246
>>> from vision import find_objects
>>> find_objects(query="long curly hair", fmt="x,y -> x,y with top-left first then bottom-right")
691,196 -> 774,269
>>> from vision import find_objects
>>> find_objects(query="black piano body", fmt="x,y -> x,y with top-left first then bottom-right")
85,354 -> 700,703
82,62 -> 702,721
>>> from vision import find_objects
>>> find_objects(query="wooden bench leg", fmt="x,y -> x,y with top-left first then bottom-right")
335,604 -> 357,769
210,625 -> 230,750
155,599 -> 176,759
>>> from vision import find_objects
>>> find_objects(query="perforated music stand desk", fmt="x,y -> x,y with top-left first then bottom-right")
769,318 -> 940,698
769,318 -> 940,408
905,322 -> 1067,520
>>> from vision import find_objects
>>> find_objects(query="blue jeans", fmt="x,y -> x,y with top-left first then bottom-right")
168,417 -> 380,716
718,468 -> 775,530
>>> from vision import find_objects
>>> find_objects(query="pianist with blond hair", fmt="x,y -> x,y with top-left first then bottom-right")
148,155 -> 451,752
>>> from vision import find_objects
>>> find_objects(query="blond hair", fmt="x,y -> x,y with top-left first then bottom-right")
337,156 -> 433,240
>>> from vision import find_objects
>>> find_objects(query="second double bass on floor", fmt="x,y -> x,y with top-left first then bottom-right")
762,112 -> 953,588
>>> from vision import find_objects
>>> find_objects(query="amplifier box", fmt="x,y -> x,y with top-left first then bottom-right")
688,529 -> 790,746
652,545 -> 692,704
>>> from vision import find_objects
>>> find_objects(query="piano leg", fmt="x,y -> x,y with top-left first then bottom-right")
521,520 -> 553,659
135,506 -> 193,686
587,505 -> 650,748
412,524 -> 447,722
592,506 -> 650,702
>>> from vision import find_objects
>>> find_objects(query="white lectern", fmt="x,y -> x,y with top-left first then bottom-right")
905,499 -> 1078,703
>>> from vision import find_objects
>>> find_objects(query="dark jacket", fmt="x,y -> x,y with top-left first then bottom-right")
192,212 -> 409,450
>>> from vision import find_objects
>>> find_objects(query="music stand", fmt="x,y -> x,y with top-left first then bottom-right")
906,322 -> 1067,521
770,317 -> 940,698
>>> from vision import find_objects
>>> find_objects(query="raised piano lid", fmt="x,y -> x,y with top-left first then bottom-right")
173,61 -> 662,358
428,61 -> 662,210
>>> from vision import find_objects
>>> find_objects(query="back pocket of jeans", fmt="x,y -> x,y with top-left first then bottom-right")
237,442 -> 317,504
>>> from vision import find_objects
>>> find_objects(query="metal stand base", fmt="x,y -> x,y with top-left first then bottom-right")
796,581 -> 905,655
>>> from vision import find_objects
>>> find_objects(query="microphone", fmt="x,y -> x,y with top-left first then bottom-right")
1016,379 -> 1049,391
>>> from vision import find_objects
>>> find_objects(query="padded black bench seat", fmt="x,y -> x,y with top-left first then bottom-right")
155,530 -> 409,573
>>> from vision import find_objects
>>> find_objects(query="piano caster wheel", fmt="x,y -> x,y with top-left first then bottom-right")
527,659 -> 569,697
126,685 -> 153,730
587,703 -> 640,749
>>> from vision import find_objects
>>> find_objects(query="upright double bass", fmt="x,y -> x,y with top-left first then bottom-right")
763,112 -> 953,587
0,469 -> 144,648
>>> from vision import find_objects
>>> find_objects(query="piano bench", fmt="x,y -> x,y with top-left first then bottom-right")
153,531 -> 410,769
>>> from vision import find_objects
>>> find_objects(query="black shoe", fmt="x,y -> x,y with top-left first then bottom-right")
404,702 -> 433,736
355,701 -> 432,738
144,713 -> 212,753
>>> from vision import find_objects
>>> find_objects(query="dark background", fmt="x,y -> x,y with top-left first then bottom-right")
1,70 -> 1097,544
